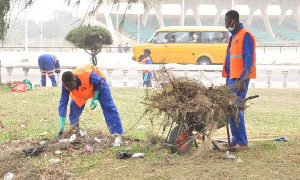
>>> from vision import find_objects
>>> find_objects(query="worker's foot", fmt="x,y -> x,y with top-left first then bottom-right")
231,144 -> 248,151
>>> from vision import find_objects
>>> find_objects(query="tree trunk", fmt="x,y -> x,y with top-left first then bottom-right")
92,55 -> 97,66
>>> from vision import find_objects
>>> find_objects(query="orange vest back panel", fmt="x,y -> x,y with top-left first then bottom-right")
222,28 -> 256,79
70,65 -> 105,107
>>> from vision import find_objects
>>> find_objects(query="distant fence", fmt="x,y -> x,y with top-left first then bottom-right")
0,46 -> 132,53
1,45 -> 300,53
1,62 -> 300,89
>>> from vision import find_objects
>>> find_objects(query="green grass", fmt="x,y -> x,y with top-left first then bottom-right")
0,86 -> 300,179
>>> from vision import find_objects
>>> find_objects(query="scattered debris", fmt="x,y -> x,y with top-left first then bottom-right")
131,153 -> 144,158
116,152 -> 132,159
3,172 -> 14,180
86,144 -> 93,153
23,145 -> 46,156
54,150 -> 62,155
236,157 -> 243,163
69,134 -> 77,142
116,152 -> 145,159
115,165 -> 129,170
137,125 -> 145,130
48,158 -> 60,164
39,132 -> 49,136
113,135 -> 122,147
222,151 -> 236,159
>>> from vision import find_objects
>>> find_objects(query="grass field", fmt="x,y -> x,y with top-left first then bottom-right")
0,84 -> 299,179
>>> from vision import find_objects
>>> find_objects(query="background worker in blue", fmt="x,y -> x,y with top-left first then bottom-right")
57,65 -> 123,137
222,10 -> 256,150
38,54 -> 60,87
140,49 -> 153,87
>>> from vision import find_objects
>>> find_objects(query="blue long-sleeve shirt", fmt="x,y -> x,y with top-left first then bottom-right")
58,71 -> 103,117
225,23 -> 254,80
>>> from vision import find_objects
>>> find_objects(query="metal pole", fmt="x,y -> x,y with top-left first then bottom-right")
181,0 -> 185,26
40,0 -> 43,51
116,8 -> 119,45
137,0 -> 140,44
232,0 -> 235,10
25,8 -> 28,61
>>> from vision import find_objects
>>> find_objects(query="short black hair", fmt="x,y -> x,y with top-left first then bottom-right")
62,71 -> 74,84
144,49 -> 151,54
225,10 -> 239,21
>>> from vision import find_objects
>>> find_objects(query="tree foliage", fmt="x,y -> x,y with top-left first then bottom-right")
0,0 -> 34,43
65,25 -> 112,66
1,0 -> 158,43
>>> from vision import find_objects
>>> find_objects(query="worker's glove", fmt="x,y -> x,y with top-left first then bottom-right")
90,91 -> 99,110
58,116 -> 66,138
144,72 -> 148,82
237,80 -> 245,93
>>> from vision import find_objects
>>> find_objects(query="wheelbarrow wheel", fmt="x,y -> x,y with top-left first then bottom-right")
168,126 -> 193,155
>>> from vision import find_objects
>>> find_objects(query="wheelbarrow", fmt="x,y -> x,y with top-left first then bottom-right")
164,95 -> 259,154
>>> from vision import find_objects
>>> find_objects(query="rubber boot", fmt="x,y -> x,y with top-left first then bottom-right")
49,75 -> 57,87
41,75 -> 46,87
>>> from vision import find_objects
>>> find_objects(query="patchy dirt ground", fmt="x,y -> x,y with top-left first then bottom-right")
1,132 -> 299,179
0,130 -> 137,179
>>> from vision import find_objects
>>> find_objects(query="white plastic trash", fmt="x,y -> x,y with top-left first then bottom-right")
4,172 -> 14,180
131,153 -> 144,158
113,135 -> 122,147
94,137 -> 101,143
69,134 -> 77,142
59,139 -> 69,143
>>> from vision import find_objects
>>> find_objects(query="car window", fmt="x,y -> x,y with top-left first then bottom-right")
200,31 -> 229,43
154,32 -> 169,44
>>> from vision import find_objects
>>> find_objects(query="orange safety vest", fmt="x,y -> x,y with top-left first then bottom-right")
70,64 -> 105,107
140,56 -> 151,74
222,28 -> 256,79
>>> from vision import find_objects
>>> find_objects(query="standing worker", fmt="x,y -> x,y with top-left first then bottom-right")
222,10 -> 256,150
140,49 -> 153,87
38,54 -> 61,87
57,64 -> 124,137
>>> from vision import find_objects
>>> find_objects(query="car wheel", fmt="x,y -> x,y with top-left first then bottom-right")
196,57 -> 211,65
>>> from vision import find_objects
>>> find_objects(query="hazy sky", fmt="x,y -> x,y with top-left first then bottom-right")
21,0 -> 291,23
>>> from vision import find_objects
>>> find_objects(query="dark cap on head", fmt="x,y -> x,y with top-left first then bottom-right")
144,49 -> 151,54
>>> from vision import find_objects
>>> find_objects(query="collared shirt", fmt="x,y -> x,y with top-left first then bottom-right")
58,71 -> 103,117
225,23 -> 254,79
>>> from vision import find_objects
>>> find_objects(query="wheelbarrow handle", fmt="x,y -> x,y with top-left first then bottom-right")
245,95 -> 259,102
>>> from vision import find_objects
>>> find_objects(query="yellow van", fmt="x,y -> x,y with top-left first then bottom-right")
132,26 -> 230,65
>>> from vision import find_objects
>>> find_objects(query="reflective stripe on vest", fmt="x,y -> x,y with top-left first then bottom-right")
222,28 -> 256,79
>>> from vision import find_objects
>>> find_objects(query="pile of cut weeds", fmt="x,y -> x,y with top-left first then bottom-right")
144,67 -> 242,136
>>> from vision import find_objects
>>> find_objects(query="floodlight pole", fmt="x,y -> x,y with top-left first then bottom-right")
181,0 -> 185,26
40,0 -> 43,51
137,0 -> 140,44
24,8 -> 28,61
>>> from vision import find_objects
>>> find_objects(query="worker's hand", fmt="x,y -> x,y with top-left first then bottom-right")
58,116 -> 66,138
90,91 -> 99,110
90,98 -> 97,110
237,80 -> 245,93
144,72 -> 148,82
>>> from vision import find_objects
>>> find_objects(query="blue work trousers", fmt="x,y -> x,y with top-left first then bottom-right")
69,79 -> 123,134
227,78 -> 250,145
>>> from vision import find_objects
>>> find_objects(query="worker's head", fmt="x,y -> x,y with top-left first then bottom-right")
225,10 -> 240,33
144,49 -> 151,56
62,71 -> 77,91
